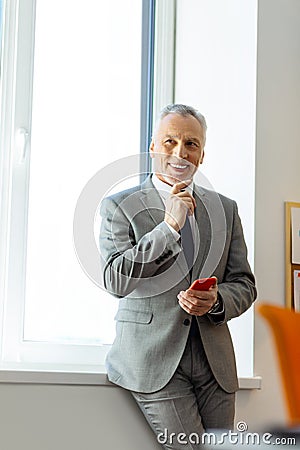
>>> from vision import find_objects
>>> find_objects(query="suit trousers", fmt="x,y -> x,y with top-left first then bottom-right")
131,327 -> 235,450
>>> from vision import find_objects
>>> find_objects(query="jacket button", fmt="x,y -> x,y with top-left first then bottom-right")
183,318 -> 190,326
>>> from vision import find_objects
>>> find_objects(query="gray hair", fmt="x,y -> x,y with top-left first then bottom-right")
153,103 -> 207,140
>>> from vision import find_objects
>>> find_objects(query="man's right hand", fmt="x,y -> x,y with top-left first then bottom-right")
164,180 -> 196,232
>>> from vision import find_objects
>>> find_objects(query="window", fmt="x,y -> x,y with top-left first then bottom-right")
0,0 -> 173,368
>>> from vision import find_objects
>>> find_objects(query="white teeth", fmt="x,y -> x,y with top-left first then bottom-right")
170,163 -> 188,169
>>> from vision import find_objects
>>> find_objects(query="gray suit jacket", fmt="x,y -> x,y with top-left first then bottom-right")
100,176 -> 256,393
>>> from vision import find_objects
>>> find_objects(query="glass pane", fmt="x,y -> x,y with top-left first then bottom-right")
24,0 -> 142,344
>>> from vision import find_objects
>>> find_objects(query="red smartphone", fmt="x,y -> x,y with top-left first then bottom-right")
189,277 -> 217,291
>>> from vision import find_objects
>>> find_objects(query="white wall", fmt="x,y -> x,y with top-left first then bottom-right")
0,384 -> 161,450
239,0 -> 300,430
1,0 -> 300,448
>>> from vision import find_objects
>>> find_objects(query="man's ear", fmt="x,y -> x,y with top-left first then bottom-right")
199,149 -> 205,164
149,140 -> 155,158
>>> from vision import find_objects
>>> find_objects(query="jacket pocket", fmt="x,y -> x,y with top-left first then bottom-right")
114,309 -> 153,324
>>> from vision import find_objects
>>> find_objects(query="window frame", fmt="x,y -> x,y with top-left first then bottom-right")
0,0 -> 37,366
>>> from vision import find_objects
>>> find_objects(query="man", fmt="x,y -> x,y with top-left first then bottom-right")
100,104 -> 256,449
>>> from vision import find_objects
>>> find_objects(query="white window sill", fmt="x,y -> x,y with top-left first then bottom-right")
0,363 -> 262,389
239,376 -> 262,390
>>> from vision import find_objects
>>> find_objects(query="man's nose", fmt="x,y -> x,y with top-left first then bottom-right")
173,143 -> 187,159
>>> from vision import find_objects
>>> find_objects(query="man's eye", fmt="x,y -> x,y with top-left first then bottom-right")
186,141 -> 198,147
164,139 -> 174,145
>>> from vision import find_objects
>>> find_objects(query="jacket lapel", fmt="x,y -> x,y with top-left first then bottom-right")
192,185 -> 228,279
191,185 -> 212,280
139,176 -> 165,227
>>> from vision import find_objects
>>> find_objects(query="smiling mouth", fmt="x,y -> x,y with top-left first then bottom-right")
169,163 -> 188,170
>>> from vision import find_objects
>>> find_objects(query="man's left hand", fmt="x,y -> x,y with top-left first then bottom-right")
177,284 -> 218,316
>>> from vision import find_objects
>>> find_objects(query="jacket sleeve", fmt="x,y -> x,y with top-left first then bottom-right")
99,196 -> 181,297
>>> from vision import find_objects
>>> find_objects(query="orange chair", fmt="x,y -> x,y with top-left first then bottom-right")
258,303 -> 300,426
